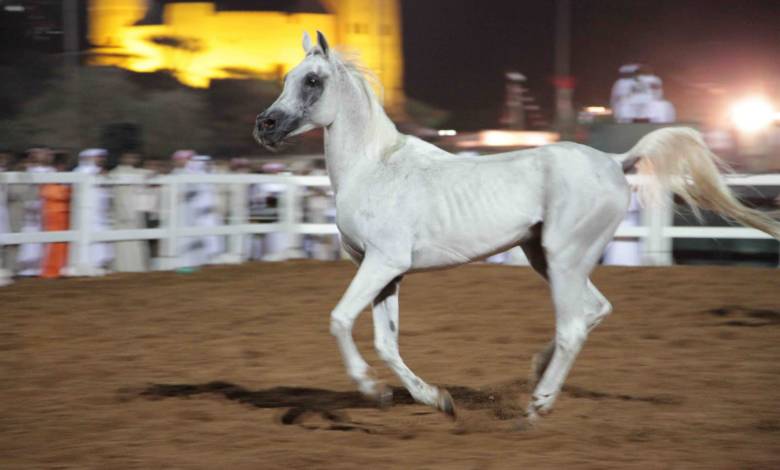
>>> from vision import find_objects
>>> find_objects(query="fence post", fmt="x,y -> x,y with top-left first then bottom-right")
282,177 -> 305,260
642,189 -> 674,266
66,172 -> 95,275
226,181 -> 248,263
156,176 -> 180,270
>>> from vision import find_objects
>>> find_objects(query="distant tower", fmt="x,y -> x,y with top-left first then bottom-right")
500,71 -> 526,130
323,0 -> 405,110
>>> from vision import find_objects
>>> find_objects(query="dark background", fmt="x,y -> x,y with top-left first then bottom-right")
402,0 -> 780,129
1,1 -> 779,139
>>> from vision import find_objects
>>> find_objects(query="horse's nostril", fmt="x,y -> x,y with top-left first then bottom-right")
261,118 -> 276,130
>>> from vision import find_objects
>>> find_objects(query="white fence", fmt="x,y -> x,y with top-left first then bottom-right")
1,171 -> 778,274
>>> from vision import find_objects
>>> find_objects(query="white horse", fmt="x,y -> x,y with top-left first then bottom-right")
255,31 -> 780,423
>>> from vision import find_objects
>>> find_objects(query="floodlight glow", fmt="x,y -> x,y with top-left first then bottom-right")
730,97 -> 775,133
584,106 -> 611,115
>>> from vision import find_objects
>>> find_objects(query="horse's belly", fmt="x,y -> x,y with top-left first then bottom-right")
411,213 -> 540,270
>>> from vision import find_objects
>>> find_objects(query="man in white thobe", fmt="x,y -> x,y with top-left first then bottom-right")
171,152 -> 224,269
188,155 -> 224,265
257,162 -> 293,261
16,148 -> 54,276
109,152 -> 150,272
73,148 -> 113,275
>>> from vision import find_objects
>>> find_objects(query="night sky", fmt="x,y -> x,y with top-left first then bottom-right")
401,0 -> 780,129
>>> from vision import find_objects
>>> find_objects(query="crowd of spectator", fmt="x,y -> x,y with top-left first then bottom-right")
0,146 -> 340,285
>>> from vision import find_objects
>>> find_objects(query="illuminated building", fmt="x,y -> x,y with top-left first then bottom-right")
88,0 -> 404,108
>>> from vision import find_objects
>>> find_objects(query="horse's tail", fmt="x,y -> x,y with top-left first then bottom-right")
618,126 -> 780,239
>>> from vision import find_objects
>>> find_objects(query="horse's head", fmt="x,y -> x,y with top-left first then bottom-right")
254,31 -> 340,150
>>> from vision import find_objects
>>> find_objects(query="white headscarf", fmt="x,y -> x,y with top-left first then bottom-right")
75,148 -> 108,174
185,155 -> 210,174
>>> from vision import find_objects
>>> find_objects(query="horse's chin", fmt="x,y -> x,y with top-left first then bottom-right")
254,122 -> 312,151
254,131 -> 286,152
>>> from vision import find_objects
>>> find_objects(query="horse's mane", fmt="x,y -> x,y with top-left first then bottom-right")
333,50 -> 385,107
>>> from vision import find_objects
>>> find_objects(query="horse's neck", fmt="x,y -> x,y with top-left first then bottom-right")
324,77 -> 398,193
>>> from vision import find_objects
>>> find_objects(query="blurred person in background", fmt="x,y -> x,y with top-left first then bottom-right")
171,150 -> 197,271
189,155 -> 225,265
228,157 -> 252,262
16,147 -> 54,276
40,152 -> 72,278
304,186 -> 339,260
171,149 -> 194,173
141,158 -> 165,261
612,64 -> 675,124
109,152 -> 150,272
247,161 -> 269,260
73,148 -> 113,275
0,151 -> 13,285
212,158 -> 236,261
611,64 -> 639,122
3,152 -> 26,276
171,151 -> 225,270
253,162 -> 290,261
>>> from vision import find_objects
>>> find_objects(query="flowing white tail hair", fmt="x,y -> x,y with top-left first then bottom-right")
621,127 -> 780,239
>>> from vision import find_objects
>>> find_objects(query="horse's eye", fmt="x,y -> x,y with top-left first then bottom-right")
305,75 -> 321,87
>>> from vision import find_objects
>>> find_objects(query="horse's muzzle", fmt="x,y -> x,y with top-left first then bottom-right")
254,110 -> 300,150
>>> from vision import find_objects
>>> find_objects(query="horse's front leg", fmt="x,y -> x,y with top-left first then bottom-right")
330,253 -> 405,399
372,277 -> 456,417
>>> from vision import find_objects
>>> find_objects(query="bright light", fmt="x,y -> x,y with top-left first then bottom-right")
437,129 -> 457,136
474,130 -> 558,148
584,106 -> 611,115
730,97 -> 775,133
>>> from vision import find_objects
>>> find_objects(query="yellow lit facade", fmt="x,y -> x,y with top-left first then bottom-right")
88,0 -> 404,108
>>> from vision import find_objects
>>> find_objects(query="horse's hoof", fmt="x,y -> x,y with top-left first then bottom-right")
437,388 -> 457,420
516,408 -> 540,431
375,383 -> 393,409
514,417 -> 537,432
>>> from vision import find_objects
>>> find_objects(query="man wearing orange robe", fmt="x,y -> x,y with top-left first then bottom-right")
41,154 -> 71,278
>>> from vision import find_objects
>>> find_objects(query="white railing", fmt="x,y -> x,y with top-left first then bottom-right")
0,171 -> 778,273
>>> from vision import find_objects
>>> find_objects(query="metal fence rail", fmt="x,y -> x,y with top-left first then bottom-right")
1,171 -> 778,273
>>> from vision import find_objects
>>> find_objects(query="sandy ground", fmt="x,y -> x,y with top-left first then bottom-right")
0,261 -> 778,469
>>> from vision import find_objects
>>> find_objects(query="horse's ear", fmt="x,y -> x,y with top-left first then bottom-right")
302,31 -> 313,54
316,30 -> 329,57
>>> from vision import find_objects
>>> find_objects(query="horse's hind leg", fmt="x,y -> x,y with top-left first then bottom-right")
526,199 -> 625,420
519,225 -> 556,385
372,277 -> 455,417
521,213 -> 618,391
